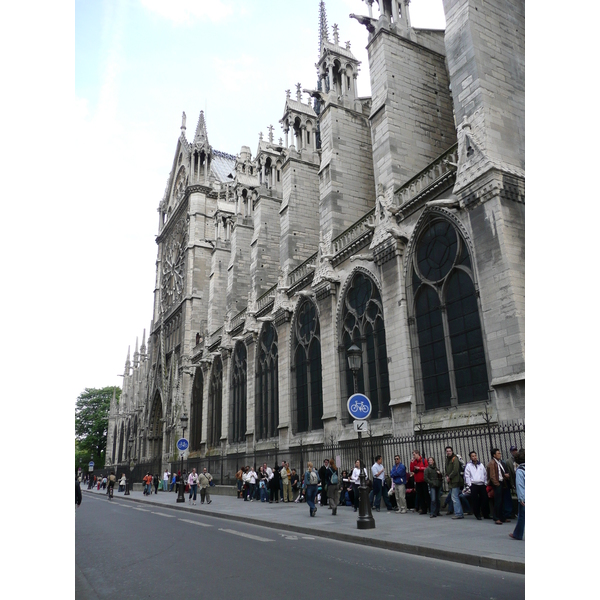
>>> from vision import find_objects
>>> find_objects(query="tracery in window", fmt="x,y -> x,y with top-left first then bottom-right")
409,217 -> 489,410
190,368 -> 204,451
256,322 -> 278,440
341,271 -> 390,419
208,356 -> 223,447
292,299 -> 323,433
230,342 -> 247,443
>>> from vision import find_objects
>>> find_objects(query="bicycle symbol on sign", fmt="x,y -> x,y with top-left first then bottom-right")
350,400 -> 369,414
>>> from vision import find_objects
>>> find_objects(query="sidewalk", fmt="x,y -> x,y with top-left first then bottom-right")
83,487 -> 524,574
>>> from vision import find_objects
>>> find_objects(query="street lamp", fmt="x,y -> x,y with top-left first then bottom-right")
347,344 -> 375,530
125,435 -> 134,495
176,412 -> 188,503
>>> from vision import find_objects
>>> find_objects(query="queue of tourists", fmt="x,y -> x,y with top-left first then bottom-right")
83,445 -> 524,541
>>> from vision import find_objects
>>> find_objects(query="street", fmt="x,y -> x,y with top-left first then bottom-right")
76,494 -> 524,599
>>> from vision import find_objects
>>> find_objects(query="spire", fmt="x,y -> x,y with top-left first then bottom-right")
133,336 -> 139,368
124,346 -> 131,376
140,328 -> 146,357
193,110 -> 209,146
318,0 -> 329,57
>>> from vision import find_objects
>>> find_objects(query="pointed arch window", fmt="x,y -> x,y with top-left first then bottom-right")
190,368 -> 204,451
230,343 -> 247,443
341,271 -> 391,420
256,322 -> 279,440
208,356 -> 223,447
408,217 -> 490,410
292,299 -> 323,433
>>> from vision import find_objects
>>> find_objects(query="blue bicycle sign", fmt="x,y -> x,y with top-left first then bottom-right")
176,438 -> 189,452
347,393 -> 372,420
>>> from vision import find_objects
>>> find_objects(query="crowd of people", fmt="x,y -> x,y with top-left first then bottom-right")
79,445 -> 525,541
231,445 -> 525,540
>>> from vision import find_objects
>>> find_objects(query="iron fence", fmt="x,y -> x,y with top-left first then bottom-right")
108,420 -> 524,491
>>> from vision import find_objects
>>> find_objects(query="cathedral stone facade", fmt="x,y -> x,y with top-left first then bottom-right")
107,0 -> 525,472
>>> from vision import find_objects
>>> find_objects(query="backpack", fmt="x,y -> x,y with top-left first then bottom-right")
309,470 -> 318,485
330,468 -> 339,485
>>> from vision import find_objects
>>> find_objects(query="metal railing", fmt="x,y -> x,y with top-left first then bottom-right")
108,421 -> 523,491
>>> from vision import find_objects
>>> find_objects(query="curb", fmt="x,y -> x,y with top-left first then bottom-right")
85,491 -> 524,575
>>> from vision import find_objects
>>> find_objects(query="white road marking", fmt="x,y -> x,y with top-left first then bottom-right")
151,512 -> 176,518
179,519 -> 212,527
302,536 -> 315,540
218,528 -> 274,542
132,508 -> 151,512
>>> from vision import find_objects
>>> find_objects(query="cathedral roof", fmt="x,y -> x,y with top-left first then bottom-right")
321,39 -> 358,62
284,98 -> 317,118
211,150 -> 236,183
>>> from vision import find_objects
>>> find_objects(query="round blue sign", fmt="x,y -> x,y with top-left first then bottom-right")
176,438 -> 189,451
347,393 -> 372,420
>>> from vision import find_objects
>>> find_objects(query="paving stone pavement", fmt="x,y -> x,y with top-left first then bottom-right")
83,487 -> 525,574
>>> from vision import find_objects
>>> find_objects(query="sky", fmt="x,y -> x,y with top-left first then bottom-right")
69,0 -> 446,406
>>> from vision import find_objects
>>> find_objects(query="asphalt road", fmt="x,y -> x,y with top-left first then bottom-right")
76,495 -> 525,599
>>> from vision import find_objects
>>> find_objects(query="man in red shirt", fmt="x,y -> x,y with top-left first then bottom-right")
410,450 -> 428,515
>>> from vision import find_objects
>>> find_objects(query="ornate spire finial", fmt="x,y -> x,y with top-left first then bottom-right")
259,131 -> 263,141
279,137 -> 283,146
193,110 -> 209,145
333,23 -> 339,45
296,83 -> 302,102
286,89 -> 291,100
181,111 -> 187,130
346,41 -> 351,50
318,0 -> 329,57
268,125 -> 274,143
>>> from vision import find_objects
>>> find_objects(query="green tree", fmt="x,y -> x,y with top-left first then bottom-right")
75,386 -> 120,469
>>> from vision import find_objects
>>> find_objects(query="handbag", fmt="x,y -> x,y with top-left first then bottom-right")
486,485 -> 494,499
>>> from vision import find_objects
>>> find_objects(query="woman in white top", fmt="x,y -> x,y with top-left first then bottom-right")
350,459 -> 368,512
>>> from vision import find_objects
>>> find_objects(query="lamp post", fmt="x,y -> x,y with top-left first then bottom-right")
125,435 -> 133,495
176,413 -> 188,503
347,344 -> 375,530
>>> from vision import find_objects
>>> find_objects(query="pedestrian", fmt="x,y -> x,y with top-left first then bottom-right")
269,464 -> 281,503
303,462 -> 320,517
464,451 -> 491,520
410,450 -> 428,515
170,472 -> 177,492
188,468 -> 199,505
245,466 -> 257,501
143,472 -> 153,495
163,469 -> 170,493
318,459 -> 329,506
445,446 -> 464,520
326,458 -> 340,515
290,468 -> 300,502
281,461 -> 293,502
118,473 -> 126,493
350,459 -> 367,513
235,466 -> 244,498
339,470 -> 353,506
370,455 -> 393,512
505,445 -> 519,518
390,455 -> 408,514
424,457 -> 443,517
199,468 -> 213,504
509,450 -> 525,541
153,473 -> 159,495
487,448 -> 511,525
76,477 -> 82,508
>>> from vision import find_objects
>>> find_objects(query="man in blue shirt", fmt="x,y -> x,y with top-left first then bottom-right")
390,454 -> 408,513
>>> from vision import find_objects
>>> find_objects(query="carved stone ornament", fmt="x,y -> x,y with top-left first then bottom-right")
161,217 -> 188,310
369,184 -> 408,249
273,266 -> 292,312
312,231 -> 339,286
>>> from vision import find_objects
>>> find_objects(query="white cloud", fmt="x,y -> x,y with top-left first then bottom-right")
139,0 -> 233,24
